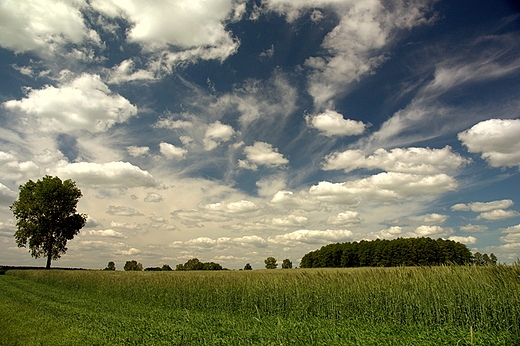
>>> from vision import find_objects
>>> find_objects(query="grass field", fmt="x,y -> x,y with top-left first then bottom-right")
1,266 -> 519,345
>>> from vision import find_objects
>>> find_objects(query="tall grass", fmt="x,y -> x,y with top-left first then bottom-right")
7,265 -> 520,334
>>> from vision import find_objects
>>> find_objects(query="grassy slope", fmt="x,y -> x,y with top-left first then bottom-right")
1,267 -> 519,345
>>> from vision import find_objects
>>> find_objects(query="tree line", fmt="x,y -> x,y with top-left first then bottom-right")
300,237 -> 478,268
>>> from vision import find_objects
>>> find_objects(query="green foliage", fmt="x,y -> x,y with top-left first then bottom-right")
161,264 -> 172,271
175,258 -> 224,271
103,261 -> 116,271
144,267 -> 162,271
473,252 -> 498,266
300,237 -> 473,268
10,175 -> 87,269
1,266 -> 519,345
264,256 -> 277,269
244,263 -> 253,270
282,259 -> 292,269
124,260 -> 143,271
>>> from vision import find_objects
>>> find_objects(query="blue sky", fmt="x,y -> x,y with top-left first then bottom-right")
0,0 -> 519,269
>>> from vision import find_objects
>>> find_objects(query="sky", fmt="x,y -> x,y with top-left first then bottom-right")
0,0 -> 519,270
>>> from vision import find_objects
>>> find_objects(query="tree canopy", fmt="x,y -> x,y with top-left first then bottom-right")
300,237 -> 473,268
175,258 -> 224,271
10,175 -> 87,269
264,257 -> 277,269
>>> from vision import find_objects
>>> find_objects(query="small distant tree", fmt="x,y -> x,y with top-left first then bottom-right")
162,264 -> 172,271
124,260 -> 143,271
489,253 -> 498,265
265,257 -> 277,269
244,263 -> 252,270
10,176 -> 87,269
175,263 -> 184,271
282,259 -> 292,269
104,261 -> 116,271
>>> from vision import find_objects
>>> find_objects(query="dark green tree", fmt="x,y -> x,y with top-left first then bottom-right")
244,263 -> 252,270
162,264 -> 172,271
282,259 -> 292,269
264,257 -> 277,269
124,260 -> 143,271
104,261 -> 116,270
10,176 -> 87,269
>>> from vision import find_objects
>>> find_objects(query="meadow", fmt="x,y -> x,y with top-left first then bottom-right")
1,266 -> 519,345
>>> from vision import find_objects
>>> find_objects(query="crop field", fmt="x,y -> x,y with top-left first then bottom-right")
1,266 -> 519,345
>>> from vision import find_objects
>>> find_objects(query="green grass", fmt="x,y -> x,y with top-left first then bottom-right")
1,266 -> 519,345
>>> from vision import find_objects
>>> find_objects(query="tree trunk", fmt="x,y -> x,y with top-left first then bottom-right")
46,248 -> 52,269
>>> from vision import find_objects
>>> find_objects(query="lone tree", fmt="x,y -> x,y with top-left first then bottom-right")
124,260 -> 143,271
104,261 -> 116,271
282,259 -> 292,269
10,176 -> 87,269
264,256 -> 277,269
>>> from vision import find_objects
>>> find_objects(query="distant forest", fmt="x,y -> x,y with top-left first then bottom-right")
300,237 -> 474,268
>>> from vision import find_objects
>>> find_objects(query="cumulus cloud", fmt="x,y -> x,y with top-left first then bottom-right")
477,209 -> 520,221
309,172 -> 457,204
501,224 -> 520,245
323,146 -> 468,174
460,224 -> 488,233
449,236 -> 477,244
144,193 -> 163,203
107,206 -> 144,217
458,119 -> 520,168
451,199 -> 514,212
241,142 -> 288,169
159,142 -> 187,160
172,200 -> 260,227
327,211 -> 363,226
170,235 -> 268,249
0,0 -> 99,55
127,146 -> 150,157
88,229 -> 127,238
4,74 -> 137,134
377,226 -> 403,238
52,161 -> 159,188
269,229 -> 353,245
305,109 -> 366,137
270,190 -> 320,211
203,121 -> 236,150
91,0 -> 240,69
414,225 -> 454,238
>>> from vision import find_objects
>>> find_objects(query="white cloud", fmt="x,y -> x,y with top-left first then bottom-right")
309,172 -> 457,204
3,74 -> 137,133
449,236 -> 477,244
305,109 -> 365,137
203,121 -> 236,150
327,211 -> 363,226
107,59 -> 157,84
458,119 -> 520,168
414,225 -> 454,238
172,200 -> 260,227
144,193 -> 163,203
256,174 -> 287,198
477,209 -> 520,221
88,229 -> 127,238
107,205 -> 143,217
269,229 -> 353,245
377,226 -> 403,238
420,213 -> 448,224
451,199 -> 514,212
0,0 -> 99,55
323,146 -> 468,174
127,146 -> 150,157
270,190 -> 319,211
117,247 -> 141,256
242,142 -> 288,169
52,161 -> 159,188
460,224 -> 488,233
291,0 -> 434,106
159,142 -> 187,160
91,0 -> 240,66
153,114 -> 194,129
0,183 -> 17,205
